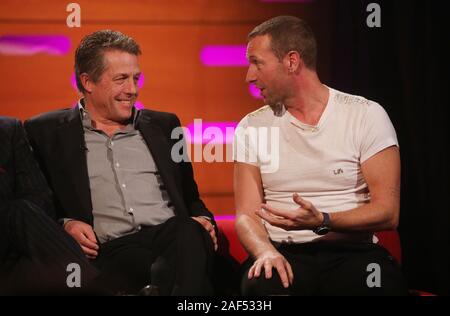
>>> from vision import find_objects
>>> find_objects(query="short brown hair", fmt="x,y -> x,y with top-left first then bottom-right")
74,30 -> 141,93
248,16 -> 317,70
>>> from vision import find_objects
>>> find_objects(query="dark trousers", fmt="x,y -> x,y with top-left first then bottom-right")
241,241 -> 409,296
0,201 -> 99,295
93,216 -> 215,296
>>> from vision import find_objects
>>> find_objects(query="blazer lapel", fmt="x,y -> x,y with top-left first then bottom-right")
137,114 -> 187,216
55,107 -> 93,221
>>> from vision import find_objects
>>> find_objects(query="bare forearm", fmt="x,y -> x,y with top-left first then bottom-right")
329,202 -> 399,233
235,214 -> 277,258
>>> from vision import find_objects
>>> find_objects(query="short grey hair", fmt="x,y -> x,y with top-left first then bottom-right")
74,30 -> 141,93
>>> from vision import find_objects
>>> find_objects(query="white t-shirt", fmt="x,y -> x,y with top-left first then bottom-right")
233,87 -> 399,244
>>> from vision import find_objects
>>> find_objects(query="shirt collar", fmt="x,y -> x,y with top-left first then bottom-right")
77,98 -> 140,130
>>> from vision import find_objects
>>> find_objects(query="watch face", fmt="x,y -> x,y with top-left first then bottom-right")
315,227 -> 330,236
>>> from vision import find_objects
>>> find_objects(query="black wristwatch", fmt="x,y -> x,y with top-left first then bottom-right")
313,212 -> 331,235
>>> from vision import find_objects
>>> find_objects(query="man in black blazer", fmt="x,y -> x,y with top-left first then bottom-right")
0,117 -> 99,295
25,30 -> 217,295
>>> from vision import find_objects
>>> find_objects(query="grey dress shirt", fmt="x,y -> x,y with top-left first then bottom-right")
79,102 -> 175,243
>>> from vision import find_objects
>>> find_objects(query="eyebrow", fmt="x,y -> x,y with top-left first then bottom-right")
114,72 -> 142,79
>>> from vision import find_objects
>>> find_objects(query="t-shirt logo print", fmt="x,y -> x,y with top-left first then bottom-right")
333,168 -> 344,175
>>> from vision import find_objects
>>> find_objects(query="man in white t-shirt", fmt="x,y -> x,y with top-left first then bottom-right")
233,16 -> 408,295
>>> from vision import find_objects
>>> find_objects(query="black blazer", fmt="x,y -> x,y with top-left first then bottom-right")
24,107 -> 214,227
0,117 -> 54,258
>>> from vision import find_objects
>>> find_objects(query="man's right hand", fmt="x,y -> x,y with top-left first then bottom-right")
64,220 -> 99,259
248,250 -> 294,288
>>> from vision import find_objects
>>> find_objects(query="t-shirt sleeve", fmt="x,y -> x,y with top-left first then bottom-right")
233,116 -> 259,167
359,102 -> 399,163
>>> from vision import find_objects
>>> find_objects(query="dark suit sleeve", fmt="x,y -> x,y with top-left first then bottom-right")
169,115 -> 216,226
8,120 -> 54,219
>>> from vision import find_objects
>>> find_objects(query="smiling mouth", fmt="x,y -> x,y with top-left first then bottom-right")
117,99 -> 134,105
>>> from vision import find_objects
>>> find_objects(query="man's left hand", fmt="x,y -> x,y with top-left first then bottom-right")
191,216 -> 218,251
256,193 -> 324,231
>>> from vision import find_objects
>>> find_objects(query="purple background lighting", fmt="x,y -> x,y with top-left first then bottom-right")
186,121 -> 238,144
214,215 -> 236,221
0,35 -> 71,56
249,83 -> 263,99
200,45 -> 248,66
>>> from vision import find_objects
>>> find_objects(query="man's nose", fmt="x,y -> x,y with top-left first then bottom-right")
125,78 -> 138,95
246,67 -> 256,84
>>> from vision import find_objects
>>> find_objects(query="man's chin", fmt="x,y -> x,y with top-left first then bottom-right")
114,107 -> 134,122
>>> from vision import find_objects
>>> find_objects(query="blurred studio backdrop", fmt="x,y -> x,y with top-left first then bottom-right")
0,0 -> 448,295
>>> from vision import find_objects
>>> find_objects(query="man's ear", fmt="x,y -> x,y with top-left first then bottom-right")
284,51 -> 302,74
79,73 -> 94,93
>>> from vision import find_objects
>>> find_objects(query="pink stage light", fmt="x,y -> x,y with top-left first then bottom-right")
134,101 -> 145,109
200,45 -> 248,66
0,35 -> 71,56
186,121 -> 238,144
214,215 -> 236,221
249,83 -> 263,99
